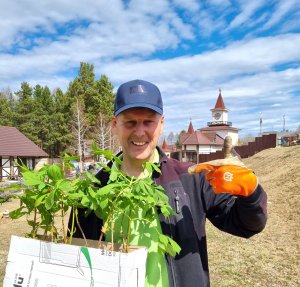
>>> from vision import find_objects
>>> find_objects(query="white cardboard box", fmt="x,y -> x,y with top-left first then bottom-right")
3,235 -> 147,287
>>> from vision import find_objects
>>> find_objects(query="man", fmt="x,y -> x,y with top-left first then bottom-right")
73,79 -> 267,287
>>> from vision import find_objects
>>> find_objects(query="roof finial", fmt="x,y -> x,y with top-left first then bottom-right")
219,88 -> 222,95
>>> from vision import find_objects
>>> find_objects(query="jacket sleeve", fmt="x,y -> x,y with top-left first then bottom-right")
203,175 -> 268,238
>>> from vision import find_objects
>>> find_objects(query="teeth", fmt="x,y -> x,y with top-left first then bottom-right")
133,141 -> 146,146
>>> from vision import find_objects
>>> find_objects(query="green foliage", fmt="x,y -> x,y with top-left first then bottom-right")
32,85 -> 57,156
5,62 -> 115,157
0,92 -> 14,126
9,156 -> 84,243
52,88 -> 73,156
67,63 -> 115,137
87,145 -> 181,256
14,82 -> 39,142
9,147 -> 181,257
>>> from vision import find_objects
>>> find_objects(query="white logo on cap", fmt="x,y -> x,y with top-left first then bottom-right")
130,85 -> 145,94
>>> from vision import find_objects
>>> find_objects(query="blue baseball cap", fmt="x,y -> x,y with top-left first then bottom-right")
114,79 -> 163,116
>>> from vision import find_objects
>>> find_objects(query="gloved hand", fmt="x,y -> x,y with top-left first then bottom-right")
188,136 -> 258,197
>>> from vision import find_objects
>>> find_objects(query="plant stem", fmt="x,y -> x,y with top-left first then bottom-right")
125,209 -> 133,253
111,221 -> 114,251
61,194 -> 66,243
75,209 -> 87,246
33,208 -> 37,239
68,206 -> 76,244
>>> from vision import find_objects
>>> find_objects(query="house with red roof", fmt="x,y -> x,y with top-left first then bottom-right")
179,90 -> 239,163
161,138 -> 177,158
0,126 -> 48,181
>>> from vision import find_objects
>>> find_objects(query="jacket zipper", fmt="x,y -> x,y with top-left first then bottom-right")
174,189 -> 180,214
167,216 -> 177,287
154,176 -> 177,287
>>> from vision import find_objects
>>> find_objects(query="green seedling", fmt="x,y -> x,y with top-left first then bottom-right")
9,146 -> 181,257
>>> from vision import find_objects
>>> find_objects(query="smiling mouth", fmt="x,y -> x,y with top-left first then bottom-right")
132,141 -> 147,146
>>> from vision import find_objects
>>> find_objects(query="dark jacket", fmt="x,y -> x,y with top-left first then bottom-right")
73,148 -> 267,287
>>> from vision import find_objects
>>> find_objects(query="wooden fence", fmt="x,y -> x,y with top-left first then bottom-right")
198,133 -> 277,163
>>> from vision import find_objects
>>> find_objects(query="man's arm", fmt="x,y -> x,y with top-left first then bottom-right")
204,182 -> 267,238
189,136 -> 267,238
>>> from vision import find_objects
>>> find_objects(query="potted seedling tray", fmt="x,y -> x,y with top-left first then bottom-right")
3,149 -> 180,287
4,236 -> 147,287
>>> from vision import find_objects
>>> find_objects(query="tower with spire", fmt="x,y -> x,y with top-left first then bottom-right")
179,90 -> 240,162
209,89 -> 230,126
200,89 -> 239,146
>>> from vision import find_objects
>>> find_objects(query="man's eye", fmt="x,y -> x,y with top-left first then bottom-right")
124,121 -> 135,128
144,120 -> 154,126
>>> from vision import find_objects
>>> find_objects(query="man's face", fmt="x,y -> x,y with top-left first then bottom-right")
112,108 -> 164,165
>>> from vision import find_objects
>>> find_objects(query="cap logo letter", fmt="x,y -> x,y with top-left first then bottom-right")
130,85 -> 145,94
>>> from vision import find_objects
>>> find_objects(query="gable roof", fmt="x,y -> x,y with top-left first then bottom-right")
0,126 -> 48,157
181,131 -> 224,146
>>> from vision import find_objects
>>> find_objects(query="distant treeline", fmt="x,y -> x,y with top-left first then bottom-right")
0,62 -> 115,158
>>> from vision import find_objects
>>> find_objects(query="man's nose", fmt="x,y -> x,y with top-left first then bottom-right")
134,122 -> 146,136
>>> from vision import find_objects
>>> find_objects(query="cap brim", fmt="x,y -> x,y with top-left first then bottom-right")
114,103 -> 163,116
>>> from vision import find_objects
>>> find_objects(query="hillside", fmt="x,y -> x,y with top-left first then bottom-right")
207,145 -> 300,286
1,145 -> 300,286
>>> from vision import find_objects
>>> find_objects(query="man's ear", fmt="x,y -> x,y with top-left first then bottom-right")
160,115 -> 165,134
111,116 -> 117,134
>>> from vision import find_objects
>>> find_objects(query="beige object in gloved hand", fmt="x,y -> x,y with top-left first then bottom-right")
188,136 -> 258,197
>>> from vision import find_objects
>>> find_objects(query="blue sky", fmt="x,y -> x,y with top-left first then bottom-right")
0,0 -> 299,138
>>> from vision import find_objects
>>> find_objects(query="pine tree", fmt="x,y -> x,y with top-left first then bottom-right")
52,88 -> 73,156
0,92 -> 13,126
32,85 -> 56,156
66,62 -> 115,152
14,82 -> 38,143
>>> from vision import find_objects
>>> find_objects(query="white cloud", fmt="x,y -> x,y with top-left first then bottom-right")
172,0 -> 200,12
0,0 -> 299,137
227,0 -> 265,30
262,0 -> 299,30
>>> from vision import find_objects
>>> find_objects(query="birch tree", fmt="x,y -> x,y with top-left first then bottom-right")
72,98 -> 89,172
94,112 -> 120,163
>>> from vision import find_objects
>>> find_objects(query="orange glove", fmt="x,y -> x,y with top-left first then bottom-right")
188,137 -> 258,197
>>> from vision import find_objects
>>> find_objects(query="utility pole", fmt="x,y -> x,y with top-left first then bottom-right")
283,114 -> 286,132
259,112 -> 263,135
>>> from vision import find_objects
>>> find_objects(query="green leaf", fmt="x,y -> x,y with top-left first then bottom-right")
97,183 -> 119,196
45,190 -> 56,210
47,165 -> 63,181
159,234 -> 181,257
88,186 -> 97,198
91,144 -> 115,160
35,194 -> 48,207
38,182 -> 47,190
99,198 -> 109,209
27,220 -> 39,227
81,195 -> 90,207
56,179 -> 72,192
9,207 -> 26,219
151,163 -> 161,174
62,153 -> 80,162
22,171 -> 43,186
109,167 -> 119,181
